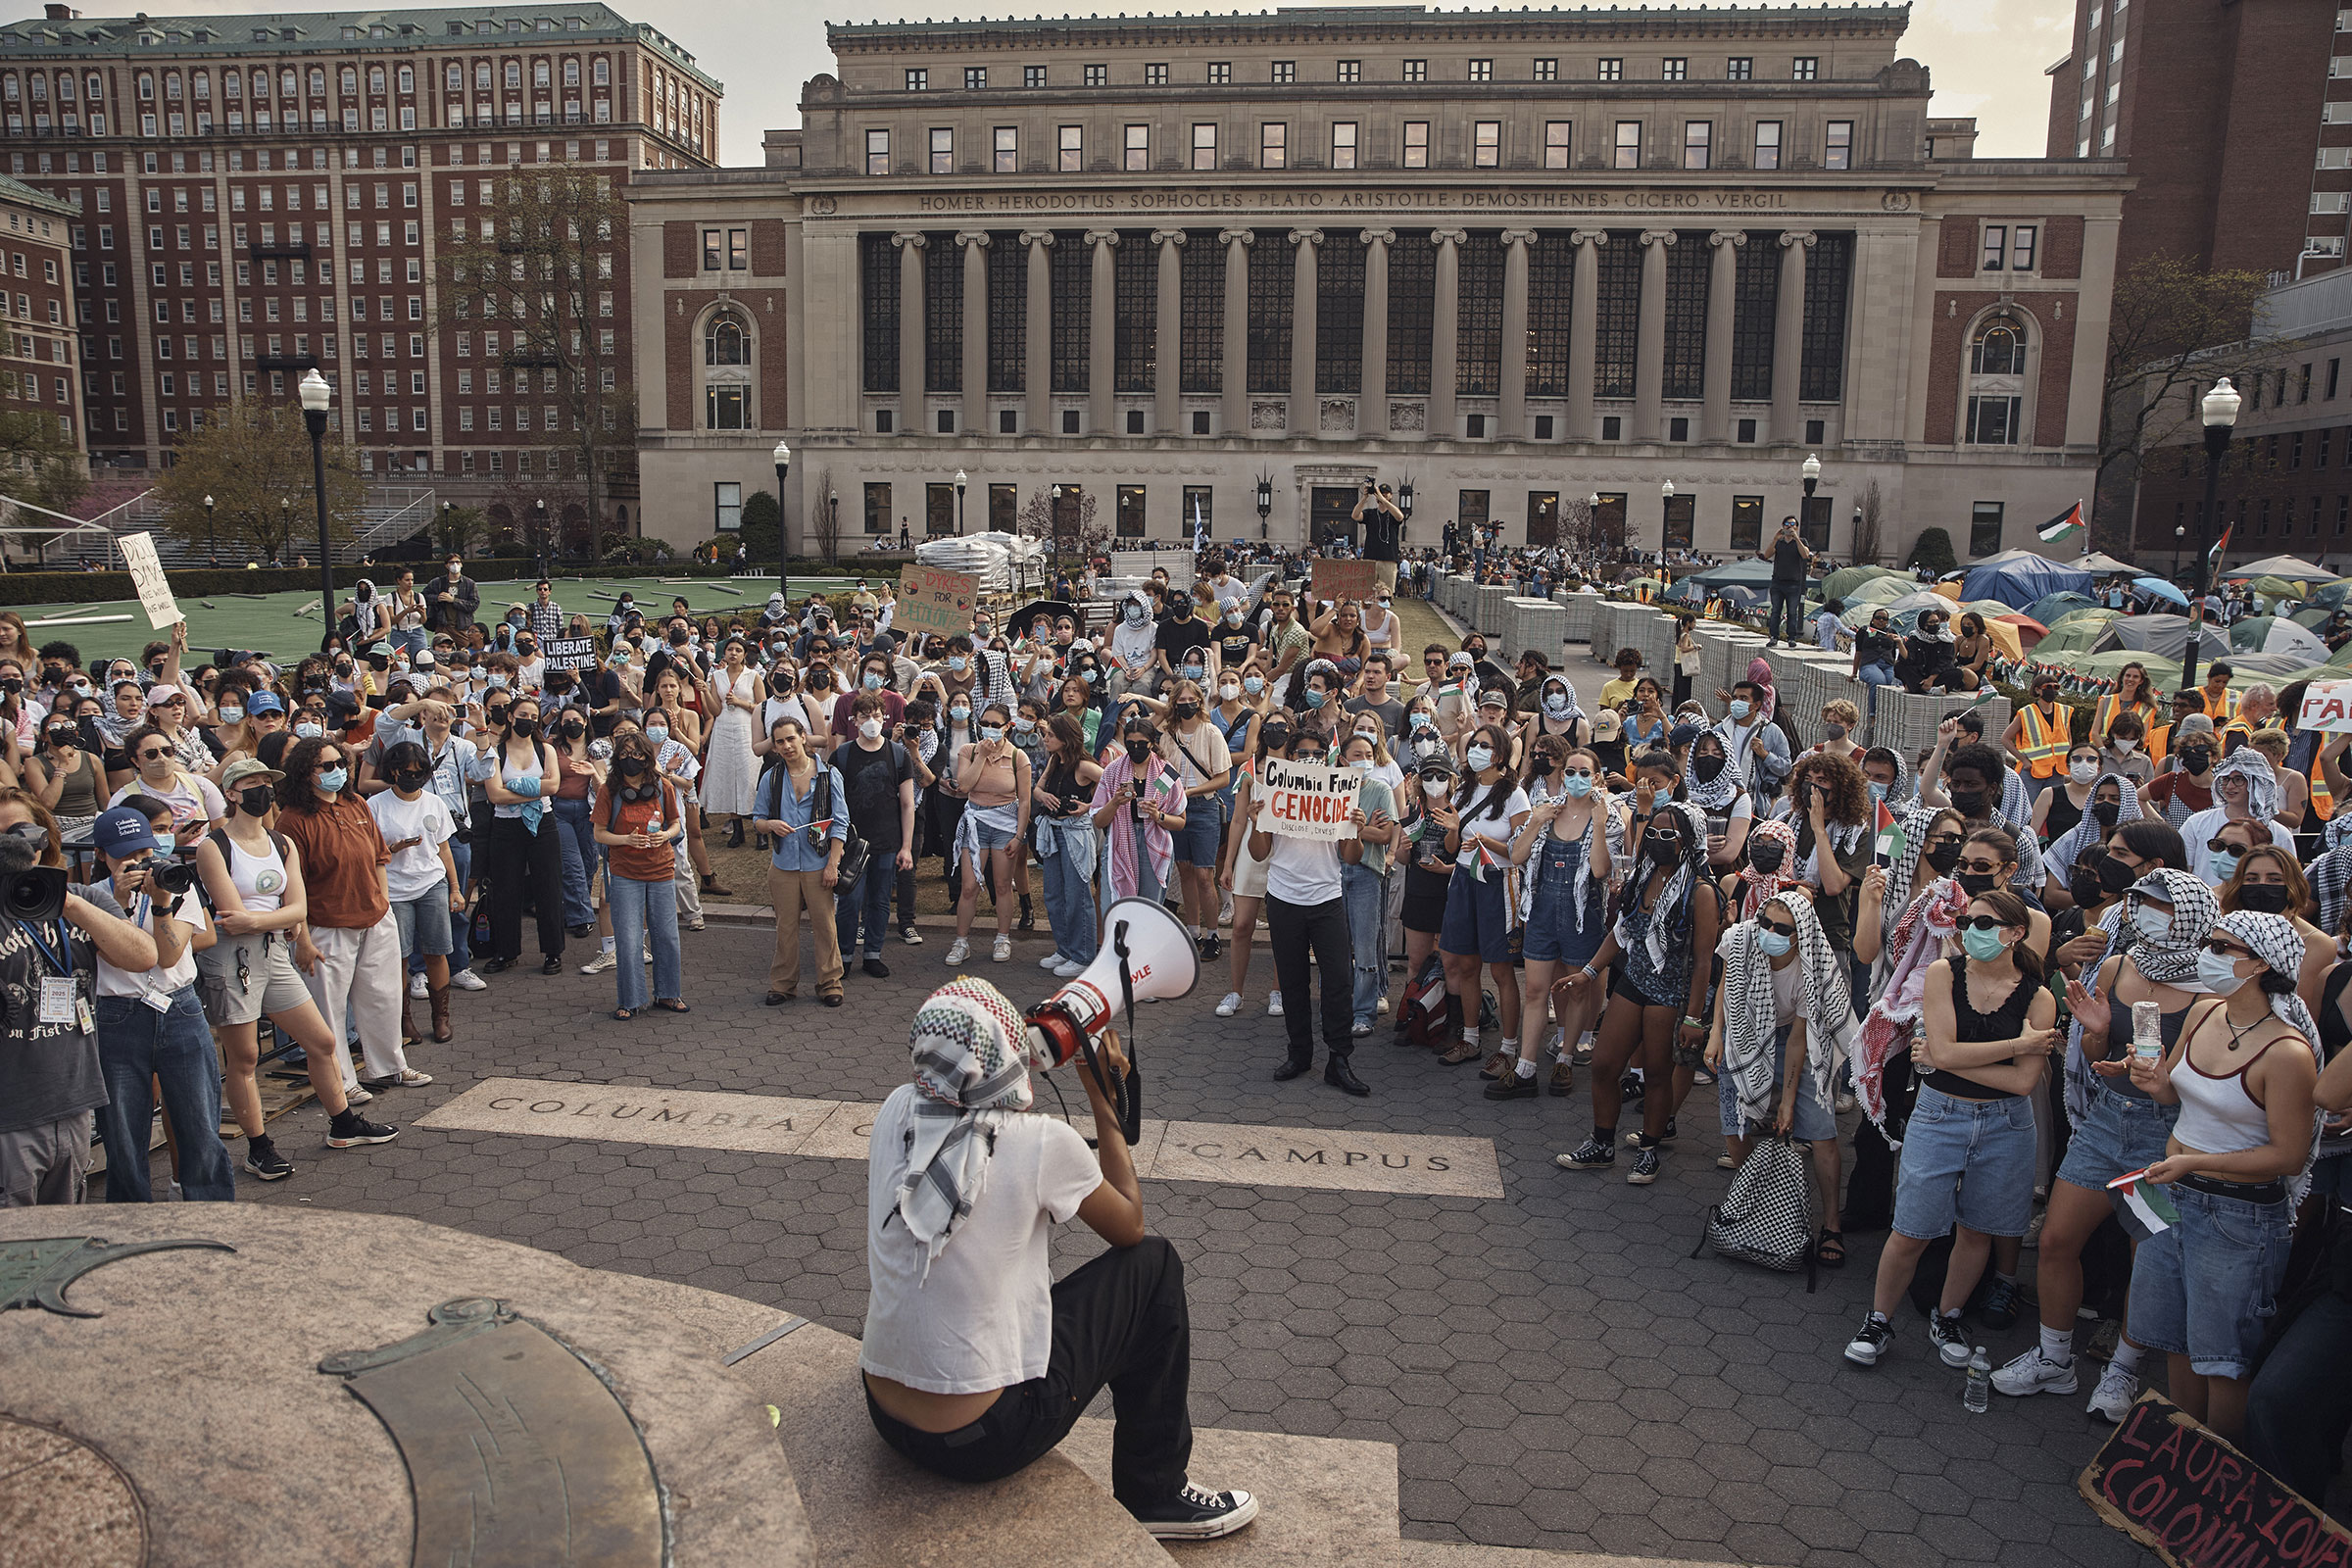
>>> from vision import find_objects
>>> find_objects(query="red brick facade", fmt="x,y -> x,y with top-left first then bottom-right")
2034,296 -> 2077,448
661,282 -> 785,433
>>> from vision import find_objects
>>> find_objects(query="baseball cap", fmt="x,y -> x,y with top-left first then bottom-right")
246,691 -> 285,715
144,684 -> 183,705
413,649 -> 437,670
2178,713 -> 2218,739
220,758 -> 283,791
92,805 -> 160,858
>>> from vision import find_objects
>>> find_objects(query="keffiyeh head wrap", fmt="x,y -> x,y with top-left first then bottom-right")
2113,869 -> 2221,987
2045,773 -> 2144,878
1735,819 -> 1804,921
1619,800 -> 1711,978
895,977 -> 1037,1279
2212,747 -> 2283,824
1685,740 -> 1742,813
2211,909 -> 2329,1204
1745,657 -> 1778,721
1719,893 -> 1857,1131
1855,874 -> 1970,1138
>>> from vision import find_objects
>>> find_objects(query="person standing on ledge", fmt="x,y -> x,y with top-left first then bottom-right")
1351,480 -> 1406,598
1758,515 -> 1815,650
859,976 -> 1259,1543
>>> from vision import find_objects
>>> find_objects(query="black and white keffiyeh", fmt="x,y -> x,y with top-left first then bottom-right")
2211,909 -> 2329,1204
895,977 -> 1037,1280
1717,892 -> 1857,1131
2211,747 -> 2283,824
1685,745 -> 1742,813
2045,773 -> 2143,879
1618,800 -> 1711,977
2066,868 -> 2219,1127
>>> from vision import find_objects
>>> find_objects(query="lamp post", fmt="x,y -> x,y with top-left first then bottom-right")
1049,483 -> 1065,562
297,369 -> 333,653
2180,376 -> 2241,695
954,467 -> 968,537
772,439 -> 791,587
440,499 -> 453,554
1255,474 -> 1273,540
2173,522 -> 2186,579
1659,478 -> 1677,564
1851,506 -> 1863,565
532,498 -> 547,574
202,493 -> 215,564
1587,491 -> 1602,564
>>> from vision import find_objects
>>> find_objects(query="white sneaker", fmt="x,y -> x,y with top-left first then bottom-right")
901,926 -> 925,946
407,972 -> 428,1000
344,1085 -> 374,1105
644,943 -> 654,964
579,949 -> 618,975
2085,1359 -> 2140,1423
945,937 -> 970,964
992,934 -> 1012,962
1267,991 -> 1284,1017
449,968 -> 488,991
1990,1347 -> 2078,1397
1052,957 -> 1086,978
1218,895 -> 1234,927
1041,951 -> 1067,970
1215,991 -> 1243,1018
1377,995 -> 1389,1016
1351,1020 -> 1375,1037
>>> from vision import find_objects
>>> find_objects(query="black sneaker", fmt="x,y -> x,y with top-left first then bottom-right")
1555,1135 -> 1615,1171
1973,1274 -> 2026,1331
1844,1313 -> 1892,1367
1619,1070 -> 1645,1105
1484,1068 -> 1540,1101
1129,1484 -> 1259,1542
1927,1310 -> 1972,1369
242,1137 -> 293,1181
1627,1145 -> 1663,1185
325,1109 -> 400,1149
862,956 -> 891,979
1200,933 -> 1222,961
1622,1119 -> 1678,1148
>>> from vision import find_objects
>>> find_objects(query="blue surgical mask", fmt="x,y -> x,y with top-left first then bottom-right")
1182,663 -> 1203,681
2212,850 -> 2242,881
1304,690 -> 1326,709
488,674 -> 509,690
1563,774 -> 1593,800
294,720 -> 324,740
1244,676 -> 1264,696
1410,711 -> 1433,731
949,656 -> 968,673
317,766 -> 349,794
950,705 -> 971,722
1728,700 -> 1750,720
2195,949 -> 2250,996
1543,696 -> 1571,717
1125,605 -> 1146,623
862,673 -> 884,690
1960,925 -> 2007,961
646,724 -> 669,745
1466,745 -> 1494,772
1868,781 -> 1889,804
1756,928 -> 1792,958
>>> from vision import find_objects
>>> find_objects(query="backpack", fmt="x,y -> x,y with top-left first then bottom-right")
1399,955 -> 1450,1047
1693,1132 -> 1818,1293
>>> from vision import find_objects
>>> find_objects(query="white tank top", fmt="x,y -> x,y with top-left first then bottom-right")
222,830 -> 288,915
495,744 -> 544,819
2173,1026 -> 2284,1157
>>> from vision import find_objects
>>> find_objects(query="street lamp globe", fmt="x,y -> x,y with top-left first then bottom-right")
1660,479 -> 1676,499
2203,377 -> 2242,429
297,368 -> 330,415
954,468 -> 968,495
1801,453 -> 1821,484
772,438 -> 791,471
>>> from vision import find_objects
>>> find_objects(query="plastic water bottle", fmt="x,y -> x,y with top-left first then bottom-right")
1964,1347 -> 1991,1413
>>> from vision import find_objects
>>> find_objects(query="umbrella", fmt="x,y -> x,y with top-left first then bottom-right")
2023,590 -> 2098,627
2250,575 -> 2303,601
1963,549 -> 2094,611
2230,554 -> 2333,581
1717,585 -> 1764,610
2133,577 -> 2190,608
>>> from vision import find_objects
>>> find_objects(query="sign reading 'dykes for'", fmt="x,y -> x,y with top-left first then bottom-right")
121,532 -> 181,629
899,566 -> 981,636
1254,758 -> 1361,843
2079,1391 -> 2352,1568
2298,681 -> 2352,736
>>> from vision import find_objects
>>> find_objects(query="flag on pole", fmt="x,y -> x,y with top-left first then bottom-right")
2035,501 -> 2085,546
1873,799 -> 1903,867
1464,838 -> 1506,882
2208,520 -> 2234,565
1192,493 -> 1207,555
2107,1167 -> 2180,1240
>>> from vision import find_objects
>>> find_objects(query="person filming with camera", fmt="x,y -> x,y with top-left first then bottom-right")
859,975 -> 1258,1542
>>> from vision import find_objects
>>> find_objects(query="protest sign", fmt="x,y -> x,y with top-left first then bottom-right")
542,635 -> 597,672
2078,1391 -> 2352,1568
1310,558 -> 1379,604
899,565 -> 981,636
2297,680 -> 2352,735
120,531 -> 181,628
1253,758 -> 1362,842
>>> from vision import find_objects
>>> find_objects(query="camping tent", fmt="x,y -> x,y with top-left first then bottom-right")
2228,616 -> 2331,664
2023,591 -> 2098,627
2034,619 -> 2113,658
2073,552 -> 2137,575
2228,555 -> 2332,582
1821,564 -> 1906,604
2048,607 -> 2124,630
1962,549 -> 2094,611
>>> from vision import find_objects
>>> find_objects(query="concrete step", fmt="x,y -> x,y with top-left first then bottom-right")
1064,1420 -> 1403,1568
1400,1544 -> 1750,1568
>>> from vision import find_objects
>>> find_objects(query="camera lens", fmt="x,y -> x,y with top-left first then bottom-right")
3,865 -> 67,923
149,858 -> 197,896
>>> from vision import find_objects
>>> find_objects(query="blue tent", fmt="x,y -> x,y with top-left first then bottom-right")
2023,590 -> 2098,627
1962,549 -> 2095,612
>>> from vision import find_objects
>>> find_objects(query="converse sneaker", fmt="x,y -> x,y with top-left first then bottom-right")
944,937 -> 970,964
1973,1274 -> 2027,1331
992,934 -> 1012,962
1623,1119 -> 1678,1147
1627,1144 -> 1663,1185
1215,991 -> 1243,1018
1926,1310 -> 1972,1369
343,1085 -> 374,1106
1555,1135 -> 1615,1171
325,1109 -> 400,1148
242,1137 -> 293,1181
2085,1359 -> 2140,1423
901,925 -> 925,946
1991,1347 -> 2079,1398
407,972 -> 428,1000
580,949 -> 619,975
1129,1484 -> 1259,1542
1844,1313 -> 1892,1367
449,967 -> 488,992
1266,991 -> 1284,1017
360,1067 -> 435,1089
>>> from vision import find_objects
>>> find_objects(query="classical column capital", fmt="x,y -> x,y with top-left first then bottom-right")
1150,227 -> 1188,247
891,230 -> 927,250
1289,226 -> 1324,248
1019,228 -> 1056,249
1708,228 -> 1749,249
955,229 -> 992,249
1780,229 -> 1818,250
1084,227 -> 1121,248
1431,227 -> 1467,248
1359,226 -> 1396,248
1499,227 -> 1538,248
1639,228 -> 1678,248
1218,225 -> 1256,247
1569,227 -> 1608,248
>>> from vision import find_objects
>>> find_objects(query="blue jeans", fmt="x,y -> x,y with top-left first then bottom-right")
2129,1181 -> 2293,1381
93,985 -> 235,1202
1342,861 -> 1386,1028
389,627 -> 428,660
835,853 -> 895,959
412,837 -> 471,975
1040,834 -> 1100,967
551,796 -> 596,929
607,873 -> 681,1010
1767,582 -> 1804,643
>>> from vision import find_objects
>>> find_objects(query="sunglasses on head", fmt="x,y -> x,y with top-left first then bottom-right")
1956,915 -> 2012,933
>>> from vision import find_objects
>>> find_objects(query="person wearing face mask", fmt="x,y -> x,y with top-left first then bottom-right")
428,555 -> 480,636
1104,591 -> 1159,701
1496,746 -> 1620,1101
1127,680 -> 1234,960
1808,700 -> 1863,768
1206,671 -> 1265,930
2214,838 -> 2331,981
1245,726 -> 1371,1097
945,703 -> 1033,967
1213,595 -> 1258,676
2002,676 -> 2074,803
24,711 -> 106,842
546,707 -> 608,943
699,638 -> 761,852
1333,730 -> 1399,1043
590,726 -> 689,1020
2178,745 -> 2294,885
2100,711 -> 2155,789
1894,611 -> 1958,694
366,741 -> 466,1048
1709,678 -> 1789,806
1213,716 -> 1293,1021
1844,889 -> 2055,1372
1683,732 -> 1753,873
1433,724 -> 1532,1073
832,692 -> 918,980
473,698 -> 568,976
107,723 -> 226,851
1523,677 -> 1589,763
1091,713 -> 1189,909
2042,773 -> 2142,912
2029,744 -> 2105,846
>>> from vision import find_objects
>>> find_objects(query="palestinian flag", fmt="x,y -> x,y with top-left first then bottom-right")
2107,1167 -> 2179,1240
2208,521 -> 2235,567
1464,838 -> 1506,882
1873,799 -> 1903,867
1400,815 -> 1428,845
2037,501 -> 2085,546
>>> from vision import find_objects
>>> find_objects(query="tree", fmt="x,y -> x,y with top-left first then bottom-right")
1849,478 -> 1886,566
738,489 -> 781,563
807,467 -> 842,564
437,167 -> 633,549
431,503 -> 493,559
0,409 -> 86,514
152,401 -> 367,562
2094,254 -> 2291,549
1016,486 -> 1104,563
1907,525 -> 1956,577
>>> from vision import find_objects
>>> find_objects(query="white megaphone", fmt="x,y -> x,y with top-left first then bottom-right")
1022,897 -> 1199,1069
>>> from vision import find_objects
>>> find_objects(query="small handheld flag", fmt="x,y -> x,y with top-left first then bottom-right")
2107,1167 -> 2179,1239
1873,799 -> 1903,868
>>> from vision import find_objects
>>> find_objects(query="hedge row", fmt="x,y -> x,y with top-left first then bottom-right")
2,558 -> 903,608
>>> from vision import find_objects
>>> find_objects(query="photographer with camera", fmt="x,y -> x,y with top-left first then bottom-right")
1350,480 -> 1406,598
859,975 -> 1257,1542
0,792 -> 161,1206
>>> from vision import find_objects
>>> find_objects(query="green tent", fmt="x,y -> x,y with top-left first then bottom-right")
2034,620 -> 2114,657
1821,564 -> 1907,604
2046,607 -> 2123,630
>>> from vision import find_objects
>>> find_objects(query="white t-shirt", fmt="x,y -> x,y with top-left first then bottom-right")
858,1084 -> 1102,1395
1264,827 -> 1344,906
92,885 -> 208,998
109,771 -> 226,838
1454,784 -> 1531,870
368,788 -> 457,902
2180,808 -> 2296,885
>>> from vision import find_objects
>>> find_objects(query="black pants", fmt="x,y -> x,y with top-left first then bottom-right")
486,813 -> 566,962
1767,582 -> 1804,643
1845,1051 -> 1915,1229
1264,890 -> 1352,1067
865,1237 -> 1193,1510
2246,1285 -> 2352,1502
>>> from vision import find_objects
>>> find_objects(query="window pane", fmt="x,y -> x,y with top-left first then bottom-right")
1683,121 -> 1710,170
1970,502 -> 2004,557
1730,496 -> 1764,551
1753,122 -> 1781,171
1613,121 -> 1640,169
1260,122 -> 1285,169
1402,122 -> 1429,169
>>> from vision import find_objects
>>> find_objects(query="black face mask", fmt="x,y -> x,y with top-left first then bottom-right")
2234,883 -> 2291,914
1948,787 -> 1985,818
1956,869 -> 2000,897
559,720 -> 585,740
44,728 -> 74,749
2096,855 -> 2138,894
2069,871 -> 2106,909
1125,739 -> 1152,765
238,784 -> 274,816
2180,749 -> 2212,775
616,756 -> 649,778
1260,729 -> 1291,755
1747,841 -> 1786,875
2091,799 -> 2121,830
1172,700 -> 1200,720
392,770 -> 428,792
1924,840 -> 1964,875
1692,755 -> 1726,783
510,716 -> 537,739
1645,834 -> 1684,867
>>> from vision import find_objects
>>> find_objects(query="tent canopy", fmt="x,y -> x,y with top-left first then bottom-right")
1821,564 -> 1907,604
2048,606 -> 2124,630
2034,620 -> 2112,657
1961,549 -> 2095,611
2228,616 -> 2332,664
2228,555 -> 2332,582
2072,551 -> 2137,574
2023,590 -> 2098,627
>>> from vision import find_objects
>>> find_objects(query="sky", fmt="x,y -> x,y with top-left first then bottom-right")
6,0 -> 2075,166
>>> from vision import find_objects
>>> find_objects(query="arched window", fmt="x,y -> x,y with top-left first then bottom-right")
706,312 -> 748,367
1971,320 -> 2025,376
1964,313 -> 2030,445
703,308 -> 752,429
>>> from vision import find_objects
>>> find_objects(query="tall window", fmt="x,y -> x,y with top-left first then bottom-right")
1113,232 -> 1154,392
1613,121 -> 1641,169
1179,231 -> 1225,393
925,235 -> 961,392
1544,121 -> 1572,169
1247,228 -> 1294,393
1731,234 -> 1779,401
1593,231 -> 1642,398
1981,223 -> 2008,271
1753,121 -> 1782,170
1049,230 -> 1088,391
1969,502 -> 2004,557
926,484 -> 956,535
1683,121 -> 1711,170
1971,320 -> 2026,374
1117,484 -> 1147,537
1473,122 -> 1500,168
1730,495 -> 1764,550
1528,233 -> 1575,397
864,481 -> 891,536
987,230 -> 1025,391
929,126 -> 954,173
860,232 -> 898,391
1662,235 -> 1709,401
994,125 -> 1017,172
1123,123 -> 1149,171
865,128 -> 890,174
1799,231 -> 1851,402
1332,122 -> 1357,170
1260,122 -> 1286,169
1192,122 -> 1217,171
714,481 -> 742,531
1824,120 -> 1852,170
1316,236 -> 1365,394
1455,232 -> 1503,396
1387,230 -> 1435,396
1057,124 -> 1081,172
1402,122 -> 1429,168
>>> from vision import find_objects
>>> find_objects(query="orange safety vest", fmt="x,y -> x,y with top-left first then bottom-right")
2091,694 -> 2154,748
2195,686 -> 2237,722
2015,702 -> 2071,779
2311,764 -> 2336,823
2143,721 -> 2171,769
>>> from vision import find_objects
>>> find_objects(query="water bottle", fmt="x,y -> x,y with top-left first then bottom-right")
1964,1347 -> 1991,1413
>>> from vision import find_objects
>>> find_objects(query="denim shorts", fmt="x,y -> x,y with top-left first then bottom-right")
1439,866 -> 1512,963
1172,796 -> 1222,867
1718,1025 -> 1837,1142
2055,1080 -> 2180,1194
1522,837 -> 1607,966
392,884 -> 454,956
2129,1181 -> 2293,1380
965,815 -> 1018,854
1890,1085 -> 2037,1241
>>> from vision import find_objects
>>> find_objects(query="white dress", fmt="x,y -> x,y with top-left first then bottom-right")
701,666 -> 761,816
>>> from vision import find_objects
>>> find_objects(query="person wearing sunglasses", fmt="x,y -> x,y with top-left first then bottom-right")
23,710 -> 106,843
106,724 -> 225,850
1846,888 -> 2055,1370
2213,838 -> 2332,1002
1494,746 -> 1618,1102
2180,747 -> 2294,887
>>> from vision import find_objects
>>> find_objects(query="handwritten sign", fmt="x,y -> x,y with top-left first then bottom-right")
2079,1392 -> 2352,1568
1310,558 -> 1380,605
2297,679 -> 2352,735
541,635 -> 597,672
899,565 -> 981,636
120,531 -> 181,628
1254,758 -> 1362,842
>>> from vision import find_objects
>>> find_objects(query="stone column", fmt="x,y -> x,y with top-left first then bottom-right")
1567,228 -> 1604,440
1086,227 -> 1119,437
1357,227 -> 1393,440
1430,228 -> 1464,439
1152,227 -> 1184,436
892,229 -> 926,434
1218,226 -> 1252,435
956,229 -> 990,439
1021,229 -> 1054,436
1703,229 -> 1744,443
1498,227 -> 1535,440
1634,229 -> 1673,443
1287,227 -> 1321,437
1773,229 -> 1816,444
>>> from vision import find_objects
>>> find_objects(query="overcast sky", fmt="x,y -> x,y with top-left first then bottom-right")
17,0 -> 2073,165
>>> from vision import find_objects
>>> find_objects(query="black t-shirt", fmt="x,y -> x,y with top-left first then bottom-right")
0,894 -> 115,1134
1215,628 -> 1256,670
1362,511 -> 1403,564
835,740 -> 912,853
1853,628 -> 1901,667
1154,614 -> 1212,666
1771,537 -> 1808,585
579,668 -> 623,737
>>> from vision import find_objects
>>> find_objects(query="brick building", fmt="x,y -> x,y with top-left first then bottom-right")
632,4 -> 2129,567
0,2 -> 719,541
2042,0 -> 2349,279
0,170 -> 84,458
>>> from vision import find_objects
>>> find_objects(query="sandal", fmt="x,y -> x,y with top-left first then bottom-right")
1817,1229 -> 1846,1268
611,1006 -> 635,1021
653,999 -> 692,1013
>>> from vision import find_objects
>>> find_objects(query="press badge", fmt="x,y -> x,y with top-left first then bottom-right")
37,975 -> 74,1025
140,988 -> 173,1014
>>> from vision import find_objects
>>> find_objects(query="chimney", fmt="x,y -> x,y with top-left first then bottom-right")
44,4 -> 78,18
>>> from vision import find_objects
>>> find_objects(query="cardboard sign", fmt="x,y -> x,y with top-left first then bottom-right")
1310,558 -> 1380,605
2298,680 -> 2352,735
541,635 -> 597,672
1253,758 -> 1362,842
899,565 -> 981,636
120,531 -> 181,628
2079,1391 -> 2352,1568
